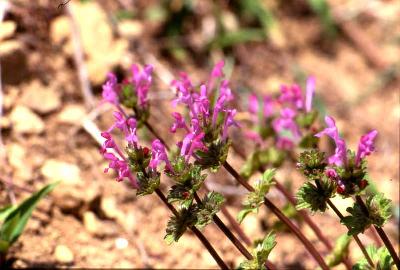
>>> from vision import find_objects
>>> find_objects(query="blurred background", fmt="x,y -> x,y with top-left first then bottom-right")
0,0 -> 399,268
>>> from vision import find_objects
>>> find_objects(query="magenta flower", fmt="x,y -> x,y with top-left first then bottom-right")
279,84 -> 303,109
102,73 -> 119,105
272,108 -> 301,149
355,130 -> 378,167
100,132 -> 138,188
149,139 -> 172,172
305,76 -> 315,112
193,85 -> 210,118
315,116 -> 347,166
212,81 -> 234,126
221,109 -> 239,141
131,64 -> 153,107
207,60 -> 225,91
170,112 -> 189,133
248,94 -> 259,115
263,95 -> 274,118
179,119 -> 207,162
108,111 -> 138,146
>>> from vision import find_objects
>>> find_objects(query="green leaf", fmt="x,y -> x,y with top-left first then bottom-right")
353,245 -> 394,270
238,169 -> 276,223
239,231 -> 277,270
136,171 -> 160,196
296,179 -> 335,212
164,205 -> 197,244
0,182 -> 59,252
0,205 -> 17,222
255,232 -> 277,266
325,234 -> 352,267
195,192 -> 225,229
237,208 -> 258,224
342,193 -> 392,235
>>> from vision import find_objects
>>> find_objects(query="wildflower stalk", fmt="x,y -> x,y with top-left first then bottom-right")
193,192 -> 252,260
144,120 -> 277,268
154,188 -> 229,270
355,195 -> 400,268
233,144 -> 334,252
193,193 -> 276,270
223,161 -> 329,270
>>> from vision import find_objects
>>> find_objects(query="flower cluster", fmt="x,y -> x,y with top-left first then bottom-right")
316,116 -> 378,195
246,76 -> 317,151
102,64 -> 153,123
170,61 -> 238,170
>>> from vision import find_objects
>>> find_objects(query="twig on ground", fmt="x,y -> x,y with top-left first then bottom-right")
65,4 -> 95,109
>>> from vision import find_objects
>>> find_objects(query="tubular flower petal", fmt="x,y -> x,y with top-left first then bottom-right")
355,130 -> 378,167
149,139 -> 172,172
305,76 -> 315,112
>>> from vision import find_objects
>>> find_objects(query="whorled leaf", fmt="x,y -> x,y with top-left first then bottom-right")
164,205 -> 198,245
296,179 -> 335,213
342,193 -> 392,236
195,192 -> 225,229
136,171 -> 160,196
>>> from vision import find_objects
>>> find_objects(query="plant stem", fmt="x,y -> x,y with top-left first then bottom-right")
232,145 -> 335,252
220,206 -> 252,246
223,161 -> 329,270
193,192 -> 253,260
355,195 -> 400,268
326,199 -> 375,268
193,193 -> 276,270
144,121 -> 276,269
154,188 -> 229,269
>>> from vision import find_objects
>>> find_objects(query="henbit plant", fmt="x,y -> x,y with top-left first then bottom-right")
296,116 -> 399,268
99,61 -> 398,269
100,63 -> 277,269
235,77 -> 353,268
0,182 -> 58,266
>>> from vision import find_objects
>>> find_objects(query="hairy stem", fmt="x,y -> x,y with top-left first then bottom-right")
223,161 -> 329,270
232,145 -> 335,252
154,188 -> 229,269
355,195 -> 400,268
326,199 -> 375,268
193,193 -> 253,260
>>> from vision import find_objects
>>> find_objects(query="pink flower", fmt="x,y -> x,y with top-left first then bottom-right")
263,95 -> 274,118
108,111 -> 138,146
355,130 -> 378,167
131,64 -> 153,107
149,139 -> 172,172
272,108 -> 301,149
315,116 -> 347,166
102,73 -> 119,105
207,60 -> 225,91
305,76 -> 315,113
248,94 -> 259,115
179,119 -> 208,162
221,109 -> 239,141
100,132 -> 138,188
170,112 -> 189,133
279,84 -> 303,109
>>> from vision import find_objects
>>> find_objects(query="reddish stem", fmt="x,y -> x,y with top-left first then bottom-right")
223,161 -> 329,270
